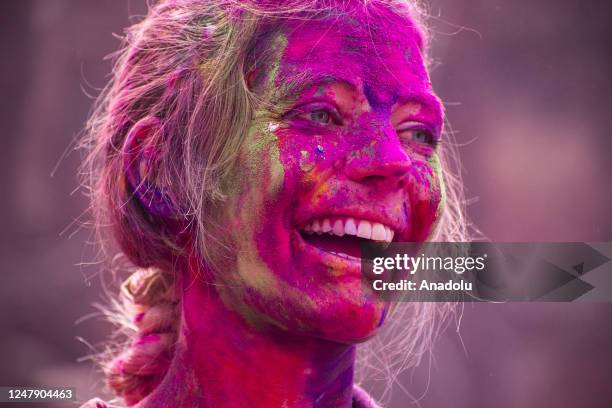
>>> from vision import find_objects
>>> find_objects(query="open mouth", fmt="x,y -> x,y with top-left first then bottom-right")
299,216 -> 396,260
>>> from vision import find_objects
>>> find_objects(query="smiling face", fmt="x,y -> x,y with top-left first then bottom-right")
215,7 -> 444,342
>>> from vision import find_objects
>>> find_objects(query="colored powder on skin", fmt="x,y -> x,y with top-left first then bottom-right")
239,125 -> 281,187
299,150 -> 315,172
426,153 -> 443,193
262,127 -> 285,200
315,84 -> 326,97
428,152 -> 446,221
314,144 -> 325,159
236,254 -> 282,299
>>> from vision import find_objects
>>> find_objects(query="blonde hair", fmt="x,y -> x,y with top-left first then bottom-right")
81,0 -> 473,404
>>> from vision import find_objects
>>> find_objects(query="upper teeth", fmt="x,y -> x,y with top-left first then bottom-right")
303,217 -> 395,243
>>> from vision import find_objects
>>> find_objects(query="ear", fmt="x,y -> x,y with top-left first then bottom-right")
246,66 -> 262,91
123,116 -> 176,218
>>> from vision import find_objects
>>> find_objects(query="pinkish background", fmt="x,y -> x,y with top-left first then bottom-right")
0,1 -> 610,407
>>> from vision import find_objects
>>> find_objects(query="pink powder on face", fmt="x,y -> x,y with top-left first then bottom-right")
222,3 -> 444,343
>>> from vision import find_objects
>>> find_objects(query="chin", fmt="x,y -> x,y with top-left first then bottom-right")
283,286 -> 389,344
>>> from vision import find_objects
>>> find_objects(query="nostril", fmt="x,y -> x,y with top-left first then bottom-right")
344,147 -> 412,183
360,175 -> 387,184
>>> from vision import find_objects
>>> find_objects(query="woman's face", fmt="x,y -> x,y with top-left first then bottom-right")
218,9 -> 444,342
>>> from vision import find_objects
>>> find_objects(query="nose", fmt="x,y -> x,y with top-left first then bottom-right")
344,135 -> 412,186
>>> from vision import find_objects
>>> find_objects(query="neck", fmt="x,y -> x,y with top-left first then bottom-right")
139,268 -> 356,408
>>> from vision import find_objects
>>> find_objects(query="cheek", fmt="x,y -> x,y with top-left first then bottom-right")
230,126 -> 322,291
408,155 -> 444,241
271,128 -> 344,219
219,129 -> 289,283
229,129 -> 286,225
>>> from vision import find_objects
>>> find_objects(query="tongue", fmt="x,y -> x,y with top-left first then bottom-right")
301,233 -> 366,258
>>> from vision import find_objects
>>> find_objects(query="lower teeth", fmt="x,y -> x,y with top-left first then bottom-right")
328,251 -> 359,260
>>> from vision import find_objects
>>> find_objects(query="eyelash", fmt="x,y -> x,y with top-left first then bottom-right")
287,103 -> 343,127
396,123 -> 440,149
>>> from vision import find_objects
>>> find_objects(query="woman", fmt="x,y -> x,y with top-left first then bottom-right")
81,0 -> 468,406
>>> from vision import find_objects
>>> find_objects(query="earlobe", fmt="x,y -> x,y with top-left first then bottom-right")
123,116 -> 176,218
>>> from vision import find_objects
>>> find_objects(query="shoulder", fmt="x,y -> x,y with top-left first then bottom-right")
353,384 -> 383,408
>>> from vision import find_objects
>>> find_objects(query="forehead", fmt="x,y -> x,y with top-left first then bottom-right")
274,7 -> 432,108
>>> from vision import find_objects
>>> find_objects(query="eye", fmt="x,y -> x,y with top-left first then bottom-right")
310,109 -> 331,124
412,129 -> 434,145
287,103 -> 342,127
396,122 -> 439,148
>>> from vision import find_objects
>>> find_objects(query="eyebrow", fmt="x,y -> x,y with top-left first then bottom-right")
396,93 -> 444,125
273,70 -> 361,103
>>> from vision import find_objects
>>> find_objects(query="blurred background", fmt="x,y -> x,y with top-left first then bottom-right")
0,0 -> 610,407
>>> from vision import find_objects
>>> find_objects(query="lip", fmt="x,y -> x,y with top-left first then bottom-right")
294,206 -> 409,242
292,229 -> 380,283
